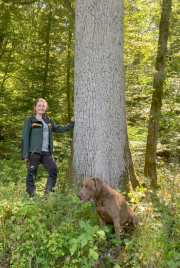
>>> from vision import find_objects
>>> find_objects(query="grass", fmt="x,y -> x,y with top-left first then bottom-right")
0,132 -> 180,268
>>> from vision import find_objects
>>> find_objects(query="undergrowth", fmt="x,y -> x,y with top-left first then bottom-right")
0,136 -> 180,268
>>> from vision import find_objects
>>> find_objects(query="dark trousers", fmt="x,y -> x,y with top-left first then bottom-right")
26,151 -> 58,195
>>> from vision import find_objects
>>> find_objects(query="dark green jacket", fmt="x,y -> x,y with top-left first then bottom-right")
21,113 -> 74,159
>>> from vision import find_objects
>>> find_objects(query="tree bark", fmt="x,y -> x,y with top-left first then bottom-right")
67,29 -> 72,122
0,49 -> 12,91
42,8 -> 52,98
125,132 -> 140,189
2,0 -> 37,5
72,0 -> 139,193
144,0 -> 172,185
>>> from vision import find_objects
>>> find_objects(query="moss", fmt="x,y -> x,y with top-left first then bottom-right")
118,170 -> 133,200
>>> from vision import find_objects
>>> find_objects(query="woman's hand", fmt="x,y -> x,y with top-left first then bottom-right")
71,116 -> 75,121
24,158 -> 29,162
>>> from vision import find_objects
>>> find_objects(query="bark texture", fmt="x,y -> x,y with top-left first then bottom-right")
67,30 -> 72,122
73,0 -> 138,192
42,8 -> 52,98
144,0 -> 172,185
125,132 -> 140,189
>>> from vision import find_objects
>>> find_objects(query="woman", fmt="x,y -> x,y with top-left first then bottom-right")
21,98 -> 75,195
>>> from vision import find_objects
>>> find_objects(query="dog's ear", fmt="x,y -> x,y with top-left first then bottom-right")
92,177 -> 103,191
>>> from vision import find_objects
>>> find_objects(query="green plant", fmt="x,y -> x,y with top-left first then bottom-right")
67,220 -> 102,267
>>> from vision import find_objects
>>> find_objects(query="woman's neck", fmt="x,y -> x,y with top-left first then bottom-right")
35,114 -> 43,120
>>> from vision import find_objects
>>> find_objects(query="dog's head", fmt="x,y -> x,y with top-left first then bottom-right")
77,177 -> 103,203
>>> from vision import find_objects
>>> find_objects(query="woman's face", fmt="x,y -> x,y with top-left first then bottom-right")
34,101 -> 47,115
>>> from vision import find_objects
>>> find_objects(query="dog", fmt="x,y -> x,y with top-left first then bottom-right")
77,177 -> 139,257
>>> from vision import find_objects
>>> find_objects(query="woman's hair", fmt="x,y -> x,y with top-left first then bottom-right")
34,98 -> 48,108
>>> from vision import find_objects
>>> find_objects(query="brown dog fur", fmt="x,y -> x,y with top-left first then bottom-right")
77,177 -> 139,257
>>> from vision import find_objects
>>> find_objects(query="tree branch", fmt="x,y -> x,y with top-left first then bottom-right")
2,0 -> 37,5
62,0 -> 75,19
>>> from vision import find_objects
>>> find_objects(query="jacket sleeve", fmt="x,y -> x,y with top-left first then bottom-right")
51,119 -> 74,133
21,118 -> 32,159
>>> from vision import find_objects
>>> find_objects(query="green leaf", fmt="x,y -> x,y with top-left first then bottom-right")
167,260 -> 180,268
11,216 -> 16,221
70,243 -> 78,254
79,221 -> 86,229
89,249 -> 99,260
80,238 -> 88,247
69,238 -> 77,244
86,234 -> 93,241
78,233 -> 86,241
16,217 -> 22,222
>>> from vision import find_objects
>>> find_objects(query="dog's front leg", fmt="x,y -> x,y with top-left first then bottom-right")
99,216 -> 106,228
114,219 -> 121,257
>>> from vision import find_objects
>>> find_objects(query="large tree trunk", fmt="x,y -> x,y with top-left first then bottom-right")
144,0 -> 172,185
72,0 -> 139,193
66,29 -> 72,122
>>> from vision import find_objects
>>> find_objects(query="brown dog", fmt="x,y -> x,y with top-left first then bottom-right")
77,177 -> 139,257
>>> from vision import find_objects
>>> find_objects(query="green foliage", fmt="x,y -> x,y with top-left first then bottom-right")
0,142 -> 179,268
125,0 -> 180,157
0,0 -> 180,267
0,0 -> 75,142
0,186 -> 100,267
68,221 -> 101,266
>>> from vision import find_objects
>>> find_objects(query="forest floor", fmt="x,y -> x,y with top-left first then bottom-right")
0,129 -> 179,268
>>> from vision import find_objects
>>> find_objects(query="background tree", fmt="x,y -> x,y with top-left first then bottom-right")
72,0 -> 139,193
144,0 -> 172,185
124,0 -> 179,178
0,0 -> 75,140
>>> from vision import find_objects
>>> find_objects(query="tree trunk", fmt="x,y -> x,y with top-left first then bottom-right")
0,49 -> 12,91
144,0 -> 172,185
72,0 -> 139,193
42,8 -> 52,98
125,132 -> 140,189
67,29 -> 72,122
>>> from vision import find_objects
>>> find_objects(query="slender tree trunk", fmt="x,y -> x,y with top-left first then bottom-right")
0,4 -> 10,59
42,8 -> 52,98
144,0 -> 172,185
125,132 -> 140,189
67,29 -> 72,122
0,49 -> 12,91
72,0 -> 139,194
